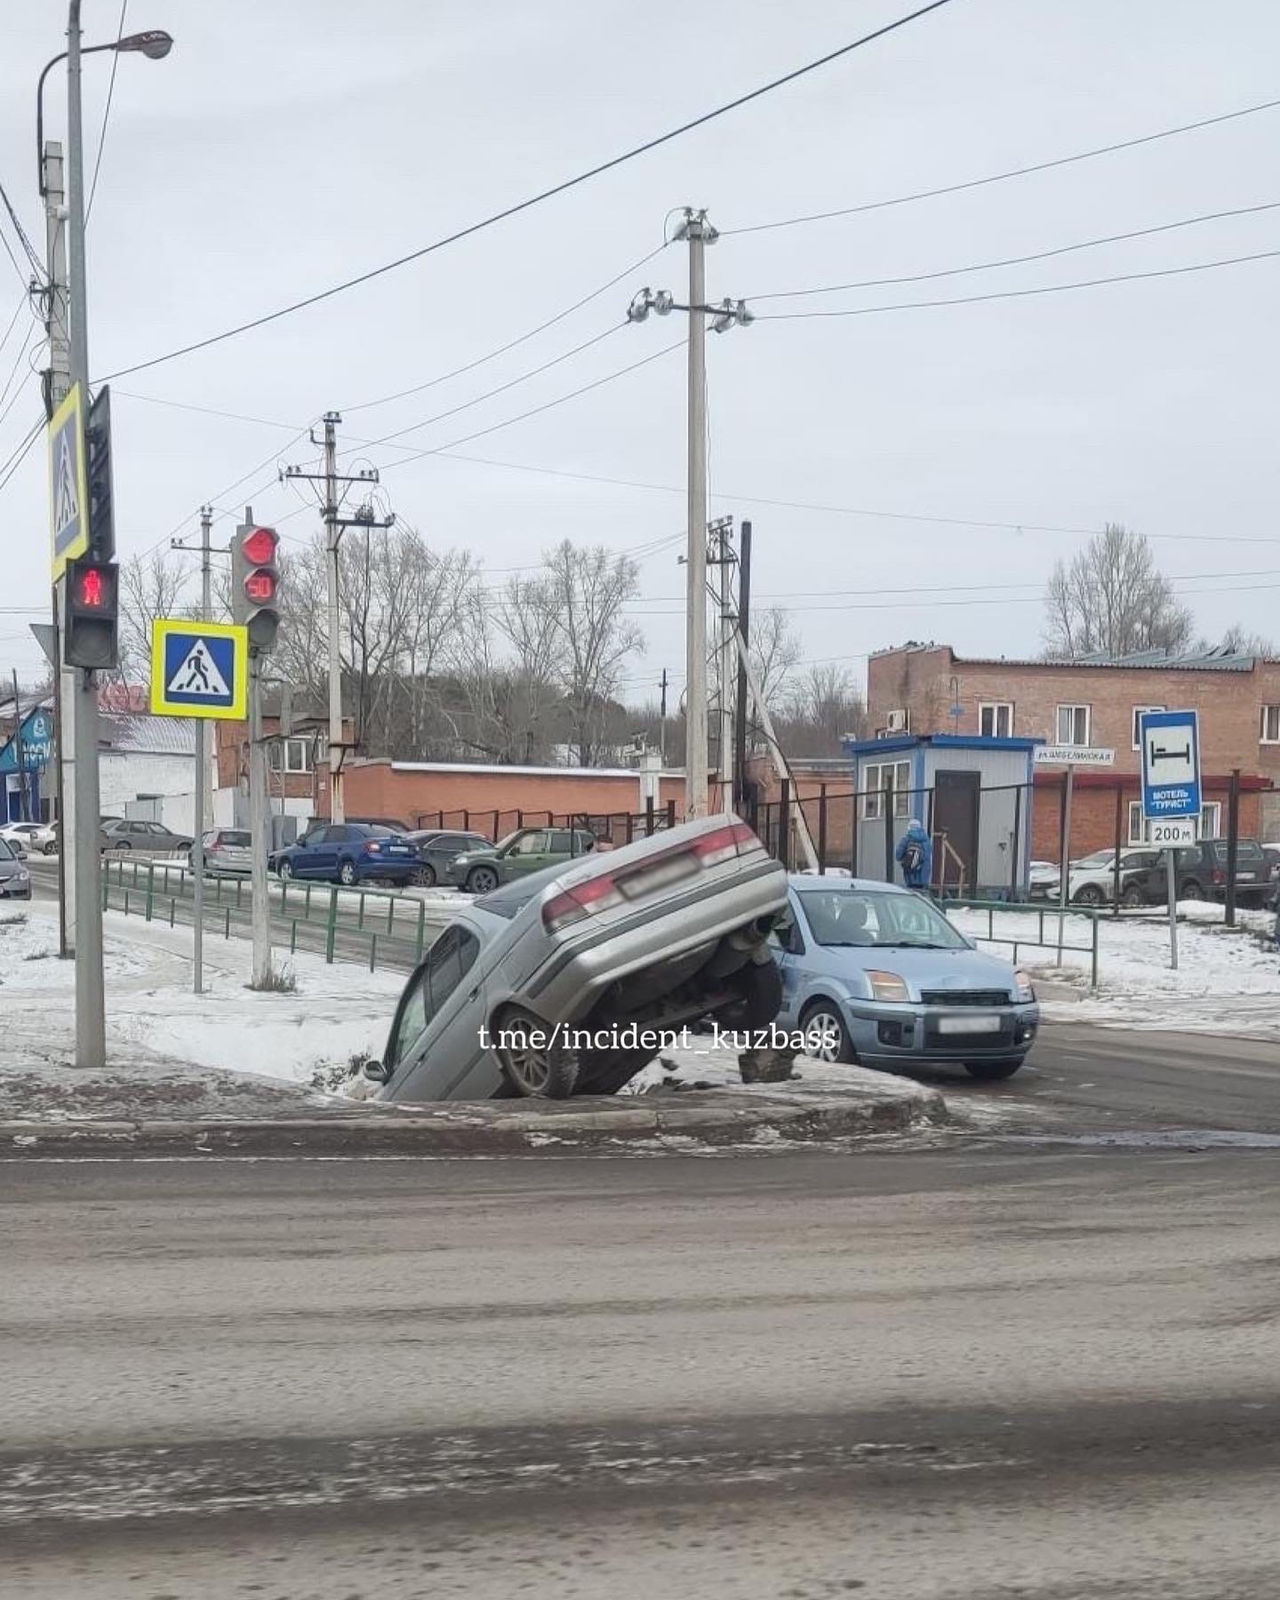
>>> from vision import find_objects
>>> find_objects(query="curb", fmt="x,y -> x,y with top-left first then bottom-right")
0,1085 -> 945,1158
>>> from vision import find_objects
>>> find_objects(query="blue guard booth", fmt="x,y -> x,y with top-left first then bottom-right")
843,733 -> 1041,899
0,706 -> 54,822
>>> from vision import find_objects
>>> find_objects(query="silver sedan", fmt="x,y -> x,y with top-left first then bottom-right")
367,814 -> 789,1101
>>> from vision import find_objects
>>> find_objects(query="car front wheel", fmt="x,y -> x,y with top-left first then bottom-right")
1121,883 -> 1145,908
277,859 -> 293,881
338,860 -> 357,887
465,865 -> 500,894
1072,883 -> 1105,906
493,1007 -> 578,1098
799,1001 -> 855,1064
964,1057 -> 1025,1081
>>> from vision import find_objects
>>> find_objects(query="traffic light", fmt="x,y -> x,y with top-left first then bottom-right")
63,557 -> 119,669
231,522 -> 280,653
86,385 -> 115,561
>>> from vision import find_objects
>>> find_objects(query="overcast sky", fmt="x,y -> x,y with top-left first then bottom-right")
2,0 -> 1279,696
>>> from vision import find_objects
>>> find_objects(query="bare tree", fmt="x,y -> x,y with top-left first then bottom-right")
117,551 -> 191,685
1209,623 -> 1278,658
748,607 -> 802,716
777,663 -> 867,758
1043,524 -> 1194,659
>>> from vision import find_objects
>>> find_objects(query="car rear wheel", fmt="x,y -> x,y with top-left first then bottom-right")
42,842 -> 56,855
1073,883 -> 1105,907
799,1001 -> 855,1064
1121,883 -> 1145,908
338,860 -> 357,887
1182,879 -> 1206,900
494,1007 -> 578,1098
964,1057 -> 1025,1081
465,864 -> 500,894
277,859 -> 293,881
411,862 -> 437,888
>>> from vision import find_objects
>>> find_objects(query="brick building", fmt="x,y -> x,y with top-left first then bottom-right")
867,643 -> 1280,856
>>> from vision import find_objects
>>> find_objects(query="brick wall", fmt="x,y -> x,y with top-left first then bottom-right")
1031,773 -> 1264,859
869,646 -> 1280,786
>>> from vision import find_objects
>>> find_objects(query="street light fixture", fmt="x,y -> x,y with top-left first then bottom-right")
37,29 -> 175,191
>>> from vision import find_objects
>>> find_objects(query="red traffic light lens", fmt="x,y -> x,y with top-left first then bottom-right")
244,570 -> 278,604
242,526 -> 278,565
78,567 -> 107,608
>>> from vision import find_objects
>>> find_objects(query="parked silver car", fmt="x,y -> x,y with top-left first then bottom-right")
772,875 -> 1039,1080
190,828 -> 252,876
367,814 -> 788,1101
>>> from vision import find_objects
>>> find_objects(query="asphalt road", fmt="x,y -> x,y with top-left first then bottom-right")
4,1021 -> 1280,1599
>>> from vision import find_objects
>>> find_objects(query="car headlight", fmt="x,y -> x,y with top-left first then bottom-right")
866,969 -> 910,1003
1015,968 -> 1036,1003
16,870 -> 29,882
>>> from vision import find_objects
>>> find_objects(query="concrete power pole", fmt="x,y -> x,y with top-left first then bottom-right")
322,412 -> 344,824
66,1 -> 108,1068
707,516 -> 736,806
241,504 -> 274,989
41,139 -> 73,957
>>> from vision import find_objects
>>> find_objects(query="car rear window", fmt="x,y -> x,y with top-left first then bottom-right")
218,831 -> 251,847
1208,841 -> 1263,861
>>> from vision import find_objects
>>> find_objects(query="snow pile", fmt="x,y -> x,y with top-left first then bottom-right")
0,905 -> 404,1102
621,1039 -> 935,1101
947,903 -> 1279,1039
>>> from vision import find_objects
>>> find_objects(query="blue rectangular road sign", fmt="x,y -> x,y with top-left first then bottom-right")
1139,709 -> 1201,820
149,619 -> 248,720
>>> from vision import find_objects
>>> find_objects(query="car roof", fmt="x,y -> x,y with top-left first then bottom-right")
786,872 -> 913,895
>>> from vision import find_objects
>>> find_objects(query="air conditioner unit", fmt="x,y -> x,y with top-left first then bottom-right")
886,708 -> 909,733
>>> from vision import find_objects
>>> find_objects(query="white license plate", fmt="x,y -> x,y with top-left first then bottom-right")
936,1014 -> 1002,1035
618,855 -> 698,898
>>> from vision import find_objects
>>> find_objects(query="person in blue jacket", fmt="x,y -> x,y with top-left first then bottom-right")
895,818 -> 933,891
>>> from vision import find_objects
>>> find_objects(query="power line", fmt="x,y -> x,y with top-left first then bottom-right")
750,199 -> 1280,301
344,245 -> 667,416
94,0 -> 959,383
755,246 -> 1280,320
726,94 -> 1280,236
85,0 -> 129,224
0,414 -> 43,496
0,175 -> 43,285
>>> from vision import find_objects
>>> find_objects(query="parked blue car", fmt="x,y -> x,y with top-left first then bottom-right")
269,823 -> 418,887
771,874 -> 1039,1080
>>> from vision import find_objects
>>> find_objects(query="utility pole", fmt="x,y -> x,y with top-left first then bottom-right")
189,509 -> 213,994
626,207 -> 751,820
658,667 -> 668,763
41,137 -> 73,956
241,505 -> 273,989
282,418 -> 388,826
707,516 -> 736,806
733,518 -> 753,814
66,0 -> 107,1069
11,672 -> 30,822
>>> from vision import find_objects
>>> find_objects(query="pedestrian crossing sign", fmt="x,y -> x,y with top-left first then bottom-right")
48,383 -> 90,581
150,619 -> 248,719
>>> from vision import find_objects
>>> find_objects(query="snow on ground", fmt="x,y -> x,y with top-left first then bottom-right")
0,903 -> 404,1098
948,902 -> 1280,1039
621,1041 -> 936,1102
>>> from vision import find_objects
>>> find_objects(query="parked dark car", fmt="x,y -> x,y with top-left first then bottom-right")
1132,839 -> 1273,906
400,829 -> 494,888
444,827 -> 598,895
0,837 -> 32,900
100,818 -> 193,856
269,822 -> 418,887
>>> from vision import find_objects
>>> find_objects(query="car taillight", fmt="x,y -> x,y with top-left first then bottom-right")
689,820 -> 759,866
542,871 -> 626,933
365,841 -> 382,854
1212,867 -> 1225,884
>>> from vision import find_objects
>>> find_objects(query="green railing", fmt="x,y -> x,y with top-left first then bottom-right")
100,858 -> 444,972
943,897 -> 1100,989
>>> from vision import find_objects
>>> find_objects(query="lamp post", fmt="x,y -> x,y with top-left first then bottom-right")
36,7 -> 173,1068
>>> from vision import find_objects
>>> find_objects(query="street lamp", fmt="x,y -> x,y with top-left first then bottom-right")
37,29 -> 175,191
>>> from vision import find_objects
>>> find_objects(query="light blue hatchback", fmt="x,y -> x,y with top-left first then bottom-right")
772,875 -> 1039,1081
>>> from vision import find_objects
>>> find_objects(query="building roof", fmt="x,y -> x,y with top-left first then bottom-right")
955,646 -> 1263,673
98,713 -> 196,757
353,757 -> 681,779
844,733 -> 1042,756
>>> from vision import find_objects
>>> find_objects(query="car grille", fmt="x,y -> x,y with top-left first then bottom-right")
919,988 -> 1011,1007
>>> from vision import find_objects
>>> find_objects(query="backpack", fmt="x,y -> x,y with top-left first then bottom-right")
902,840 -> 924,875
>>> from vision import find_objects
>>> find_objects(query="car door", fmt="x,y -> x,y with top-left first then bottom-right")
294,826 -> 334,879
385,923 -> 489,1099
311,825 -> 348,879
506,829 -> 551,877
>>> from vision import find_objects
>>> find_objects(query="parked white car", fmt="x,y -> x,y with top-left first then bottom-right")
0,820 -> 57,855
1041,847 -> 1163,908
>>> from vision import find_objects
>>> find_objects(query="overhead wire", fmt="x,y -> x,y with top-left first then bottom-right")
85,0 -> 130,224
0,175 -> 43,285
0,415 -> 43,496
748,198 -> 1280,301
725,93 -> 1280,236
94,0 -> 959,383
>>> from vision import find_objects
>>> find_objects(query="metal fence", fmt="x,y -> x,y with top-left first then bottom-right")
100,857 -> 445,973
412,801 -> 679,848
943,898 -> 1100,987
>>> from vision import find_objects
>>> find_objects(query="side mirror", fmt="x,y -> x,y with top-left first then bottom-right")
361,1057 -> 391,1085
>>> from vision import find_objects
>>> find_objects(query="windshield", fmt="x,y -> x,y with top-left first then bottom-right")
0,839 -> 15,861
1074,850 -> 1115,869
797,888 -> 969,950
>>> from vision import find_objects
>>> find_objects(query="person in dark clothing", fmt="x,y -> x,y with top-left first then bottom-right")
895,818 -> 933,890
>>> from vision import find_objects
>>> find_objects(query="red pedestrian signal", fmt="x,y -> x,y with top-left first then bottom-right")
78,566 -> 106,607
64,558 -> 119,669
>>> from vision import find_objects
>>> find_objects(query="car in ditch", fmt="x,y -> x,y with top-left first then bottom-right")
365,814 -> 788,1101
770,875 -> 1038,1081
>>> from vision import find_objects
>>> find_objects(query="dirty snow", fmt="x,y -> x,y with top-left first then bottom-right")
0,903 -> 404,1110
622,1041 -> 936,1101
947,902 -> 1280,1040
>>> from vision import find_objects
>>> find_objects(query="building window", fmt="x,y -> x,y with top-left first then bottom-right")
863,759 -> 912,821
270,738 -> 312,773
1261,705 -> 1280,744
979,701 -> 1014,738
1200,802 -> 1221,840
1055,704 -> 1091,746
1127,802 -> 1150,845
1132,705 -> 1165,749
